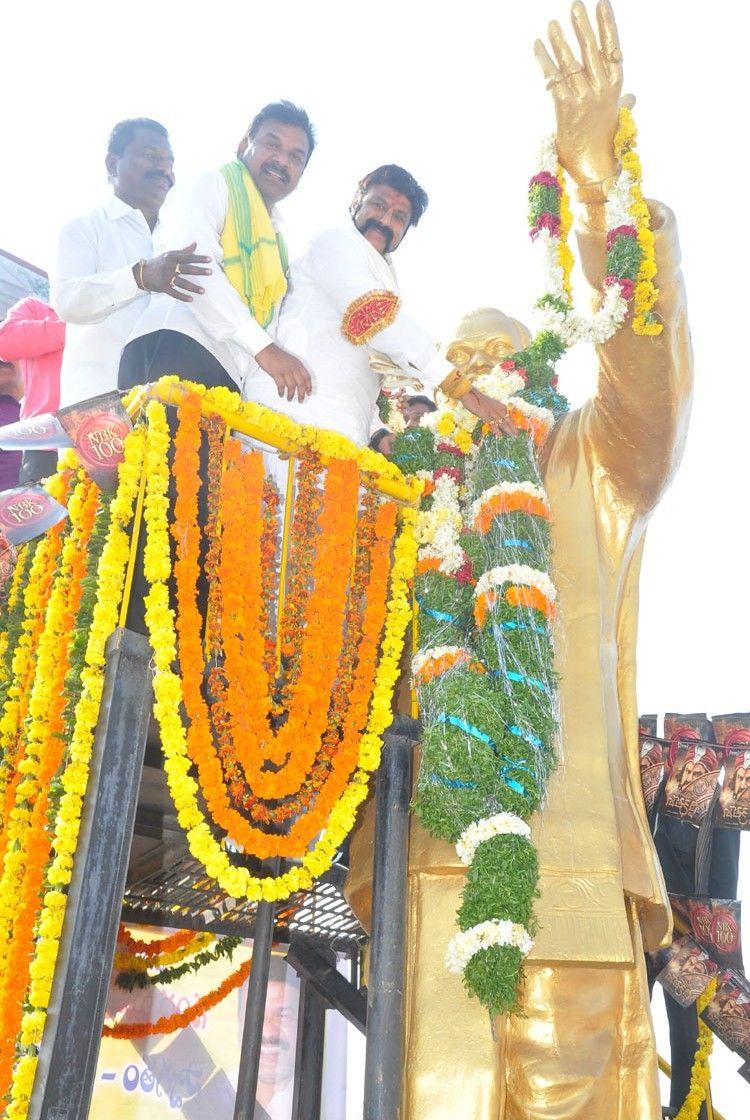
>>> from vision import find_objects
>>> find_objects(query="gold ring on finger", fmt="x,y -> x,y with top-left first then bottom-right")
169,276 -> 179,290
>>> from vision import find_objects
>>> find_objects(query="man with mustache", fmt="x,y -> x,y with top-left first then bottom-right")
53,118 -> 208,406
244,164 -> 516,442
118,101 -> 314,403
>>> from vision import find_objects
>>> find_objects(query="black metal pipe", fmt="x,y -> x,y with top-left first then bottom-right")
286,938 -> 366,1033
362,729 -> 414,1120
290,977 -> 326,1120
31,628 -> 153,1120
233,860 -> 279,1120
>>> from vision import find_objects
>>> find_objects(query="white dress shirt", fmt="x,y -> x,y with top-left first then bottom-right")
244,224 -> 450,446
52,195 -> 155,407
126,170 -> 278,389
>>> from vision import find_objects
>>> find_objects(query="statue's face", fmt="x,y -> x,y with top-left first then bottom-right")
446,309 -> 531,377
445,335 -> 517,378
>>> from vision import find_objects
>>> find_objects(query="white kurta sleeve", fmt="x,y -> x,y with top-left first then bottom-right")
157,172 -> 273,358
307,229 -> 451,391
52,218 -> 142,325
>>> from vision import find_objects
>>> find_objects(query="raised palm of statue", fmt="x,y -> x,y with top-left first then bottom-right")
534,0 -> 630,195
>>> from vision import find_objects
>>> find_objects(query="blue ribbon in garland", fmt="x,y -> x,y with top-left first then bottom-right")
436,713 -> 533,797
415,596 -> 458,624
430,774 -> 477,790
502,538 -> 532,550
501,620 -> 548,636
508,723 -> 543,750
496,669 -> 549,694
495,458 -> 517,469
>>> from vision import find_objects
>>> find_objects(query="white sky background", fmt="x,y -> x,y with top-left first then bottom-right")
2,0 -> 749,1114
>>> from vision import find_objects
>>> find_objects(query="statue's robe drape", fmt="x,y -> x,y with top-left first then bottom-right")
346,200 -> 693,1119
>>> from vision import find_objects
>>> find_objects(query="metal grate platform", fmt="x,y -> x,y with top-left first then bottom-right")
121,853 -> 366,949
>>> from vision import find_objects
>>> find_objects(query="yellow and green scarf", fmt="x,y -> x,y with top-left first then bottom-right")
220,160 -> 289,329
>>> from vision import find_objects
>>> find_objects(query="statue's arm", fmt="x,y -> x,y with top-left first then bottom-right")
577,197 -> 693,506
535,1 -> 693,505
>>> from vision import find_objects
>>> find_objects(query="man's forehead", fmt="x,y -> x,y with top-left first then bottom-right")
363,184 -> 411,212
129,128 -> 172,154
254,120 -> 309,154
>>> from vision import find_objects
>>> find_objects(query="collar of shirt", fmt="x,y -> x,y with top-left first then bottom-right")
102,193 -> 160,233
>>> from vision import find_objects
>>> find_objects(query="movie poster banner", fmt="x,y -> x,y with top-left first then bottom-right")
90,928 -> 347,1120
701,971 -> 750,1065
639,735 -> 668,816
717,749 -> 750,830
661,740 -> 722,826
0,485 -> 67,546
58,391 -> 131,490
674,897 -> 744,975
654,936 -> 719,1008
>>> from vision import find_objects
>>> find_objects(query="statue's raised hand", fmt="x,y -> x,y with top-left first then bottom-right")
534,1 -> 626,190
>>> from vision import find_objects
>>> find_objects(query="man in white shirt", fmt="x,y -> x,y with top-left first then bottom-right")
246,164 -> 516,444
118,101 -> 314,403
52,117 -> 211,407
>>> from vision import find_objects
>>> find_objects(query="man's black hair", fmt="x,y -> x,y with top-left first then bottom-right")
246,101 -> 316,162
369,428 -> 391,452
107,118 -> 169,158
351,165 -> 429,227
408,395 -> 437,412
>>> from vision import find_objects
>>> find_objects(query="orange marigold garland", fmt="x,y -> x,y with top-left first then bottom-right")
103,957 -> 252,1039
117,924 -> 198,959
0,472 -> 97,1098
276,451 -> 323,698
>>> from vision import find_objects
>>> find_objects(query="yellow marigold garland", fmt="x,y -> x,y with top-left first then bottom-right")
6,429 -> 145,1120
114,931 -> 214,973
557,163 -> 575,302
674,977 -> 716,1120
614,105 -> 662,336
159,377 -> 423,503
143,398 -> 418,902
0,472 -> 97,1092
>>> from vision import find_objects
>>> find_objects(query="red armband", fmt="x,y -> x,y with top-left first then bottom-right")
341,290 -> 400,345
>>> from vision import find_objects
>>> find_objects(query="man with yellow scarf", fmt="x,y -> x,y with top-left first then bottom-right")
118,101 -> 314,403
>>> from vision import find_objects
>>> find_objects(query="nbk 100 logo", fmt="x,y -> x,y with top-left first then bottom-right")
78,413 -> 129,469
0,487 -> 68,545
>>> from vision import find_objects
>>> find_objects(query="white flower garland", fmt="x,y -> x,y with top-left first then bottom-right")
412,645 -> 471,679
469,481 -> 549,527
534,134 -> 632,347
415,470 -> 465,576
474,563 -> 557,605
445,918 -> 534,974
455,811 -> 531,865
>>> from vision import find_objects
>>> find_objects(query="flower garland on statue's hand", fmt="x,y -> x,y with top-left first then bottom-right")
531,106 -> 662,347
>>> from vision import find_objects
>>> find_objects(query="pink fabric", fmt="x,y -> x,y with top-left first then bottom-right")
0,297 -> 65,419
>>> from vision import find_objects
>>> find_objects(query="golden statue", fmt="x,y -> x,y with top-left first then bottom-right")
346,2 -> 693,1116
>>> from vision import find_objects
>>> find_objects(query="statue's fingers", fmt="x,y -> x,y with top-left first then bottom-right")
549,20 -> 579,71
549,19 -> 588,92
597,0 -> 621,56
534,39 -> 569,96
571,0 -> 607,85
597,0 -> 624,86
